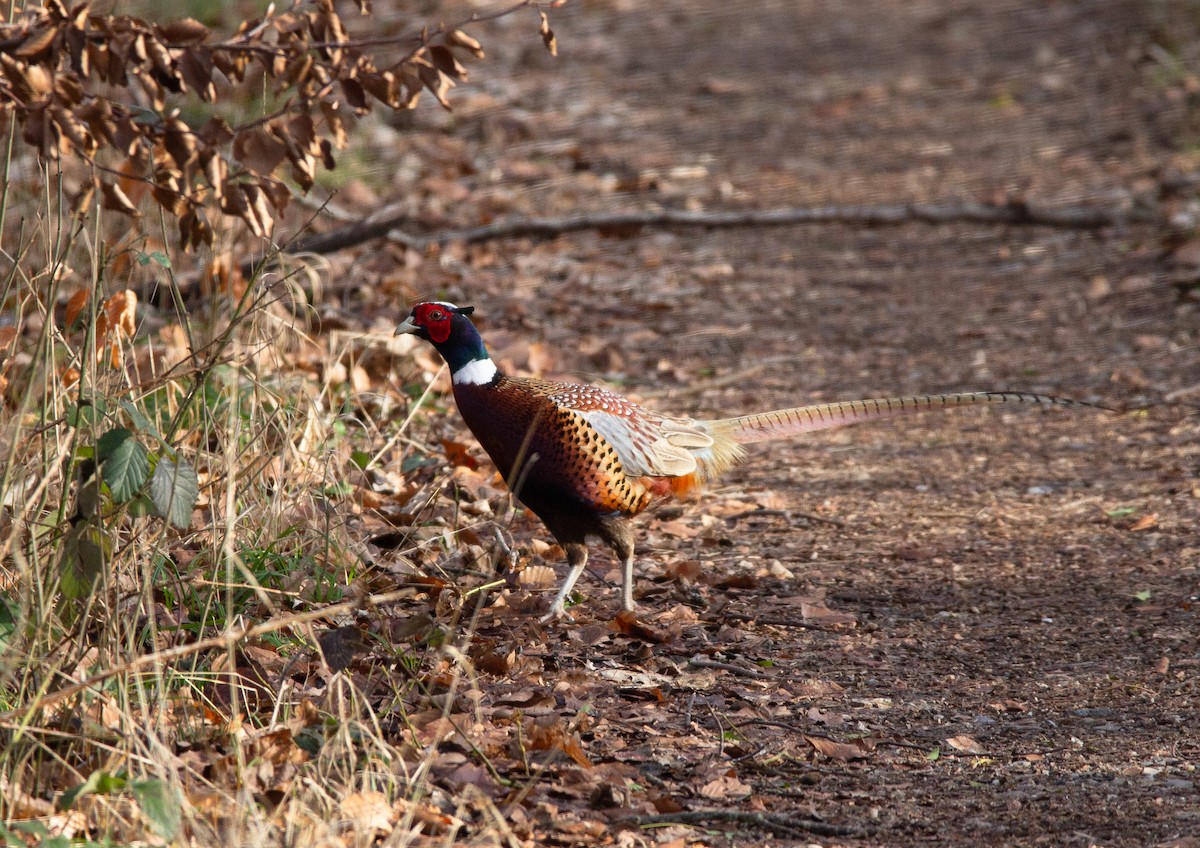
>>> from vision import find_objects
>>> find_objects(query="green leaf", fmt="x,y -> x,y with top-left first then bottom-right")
1133,589 -> 1152,602
127,494 -> 158,518
0,594 -> 15,648
150,456 -> 199,528
137,250 -> 171,268
101,433 -> 150,502
1105,506 -> 1136,518
65,396 -> 109,428
60,527 -> 108,599
8,819 -> 49,837
120,399 -> 163,442
926,746 -> 941,761
97,427 -> 133,462
133,779 -> 181,840
401,453 -> 434,474
350,450 -> 371,470
61,770 -> 127,810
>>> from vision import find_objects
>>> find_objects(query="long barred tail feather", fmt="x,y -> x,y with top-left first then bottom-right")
708,391 -> 1100,446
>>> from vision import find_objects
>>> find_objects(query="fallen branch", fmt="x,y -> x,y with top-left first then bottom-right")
622,809 -> 860,839
208,199 -> 1152,298
688,656 -> 773,680
386,200 -> 1147,251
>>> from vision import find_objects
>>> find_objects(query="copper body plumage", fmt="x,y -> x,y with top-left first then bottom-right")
396,301 -> 1088,621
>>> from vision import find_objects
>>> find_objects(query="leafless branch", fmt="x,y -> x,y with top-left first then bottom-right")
621,809 -> 860,839
286,200 -> 1158,259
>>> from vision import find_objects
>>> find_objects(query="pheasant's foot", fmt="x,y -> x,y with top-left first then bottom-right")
538,604 -> 574,624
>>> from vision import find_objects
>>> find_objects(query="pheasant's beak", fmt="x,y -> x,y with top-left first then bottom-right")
394,315 -> 419,336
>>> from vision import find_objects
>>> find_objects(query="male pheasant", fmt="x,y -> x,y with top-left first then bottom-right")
397,301 -> 1086,621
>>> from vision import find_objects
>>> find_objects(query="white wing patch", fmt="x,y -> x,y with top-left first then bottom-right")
574,408 -> 714,478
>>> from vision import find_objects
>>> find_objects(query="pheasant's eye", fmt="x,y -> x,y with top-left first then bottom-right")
428,309 -> 444,321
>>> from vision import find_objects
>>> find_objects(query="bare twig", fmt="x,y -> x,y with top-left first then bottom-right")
718,611 -> 846,632
725,507 -> 846,528
688,656 -> 772,680
198,199 -> 1155,297
622,809 -> 860,838
382,200 -> 1150,250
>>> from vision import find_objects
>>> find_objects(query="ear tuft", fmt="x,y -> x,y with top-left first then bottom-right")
453,305 -> 475,316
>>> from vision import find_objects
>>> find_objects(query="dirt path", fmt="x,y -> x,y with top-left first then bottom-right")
348,2 -> 1199,843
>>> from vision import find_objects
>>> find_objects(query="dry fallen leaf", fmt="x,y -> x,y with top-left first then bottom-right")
1128,513 -> 1159,532
64,289 -> 89,328
517,564 -> 557,590
800,600 -> 858,626
340,790 -> 396,838
804,735 -> 873,761
699,774 -> 752,800
945,735 -> 986,755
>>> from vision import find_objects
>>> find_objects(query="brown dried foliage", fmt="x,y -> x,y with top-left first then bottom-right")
0,0 -> 558,249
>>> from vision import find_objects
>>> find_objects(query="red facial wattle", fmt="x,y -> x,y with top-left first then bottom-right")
414,304 -> 452,344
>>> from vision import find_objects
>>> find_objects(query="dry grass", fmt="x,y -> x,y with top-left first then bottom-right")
0,136 -> 513,845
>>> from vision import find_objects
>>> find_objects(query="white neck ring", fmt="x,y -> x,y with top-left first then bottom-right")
452,358 -> 498,386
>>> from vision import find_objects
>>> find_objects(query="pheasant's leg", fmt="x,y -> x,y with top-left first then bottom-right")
541,542 -> 588,622
615,542 -> 636,613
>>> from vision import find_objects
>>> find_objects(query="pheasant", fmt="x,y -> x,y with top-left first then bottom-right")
396,301 -> 1089,621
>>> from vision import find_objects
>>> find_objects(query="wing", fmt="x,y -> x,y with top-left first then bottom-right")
544,383 -> 714,478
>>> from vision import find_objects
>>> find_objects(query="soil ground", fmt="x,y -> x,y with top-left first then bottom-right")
335,1 -> 1200,844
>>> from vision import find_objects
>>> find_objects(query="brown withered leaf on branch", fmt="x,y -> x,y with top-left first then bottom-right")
178,207 -> 213,250
339,76 -> 368,114
104,290 -> 139,339
100,180 -> 140,216
237,183 -> 275,238
71,180 -> 96,217
312,0 -> 349,66
75,99 -> 116,148
65,290 -> 89,329
151,166 -> 187,216
178,47 -> 216,101
15,25 -> 59,61
50,105 -> 96,156
414,57 -> 454,110
118,152 -> 150,205
359,69 -> 399,108
445,29 -> 485,59
320,100 -> 348,149
258,176 -> 291,216
1,53 -> 53,102
196,115 -> 234,146
284,52 -> 318,99
429,45 -> 468,81
163,117 -> 198,170
157,18 -> 210,45
133,65 -> 166,110
396,64 -> 424,109
233,127 -> 288,176
539,12 -> 557,57
201,149 -> 227,199
144,34 -> 178,85
210,47 -> 249,83
111,113 -> 142,156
